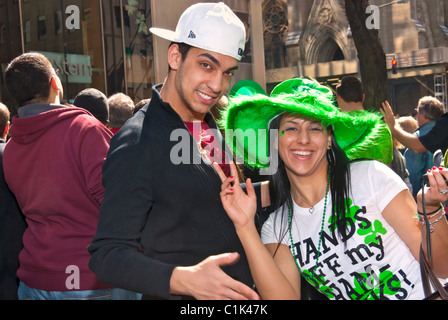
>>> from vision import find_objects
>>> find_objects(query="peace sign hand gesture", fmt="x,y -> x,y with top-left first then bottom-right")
213,162 -> 258,232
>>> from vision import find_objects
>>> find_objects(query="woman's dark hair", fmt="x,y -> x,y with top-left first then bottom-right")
5,52 -> 53,108
267,113 -> 352,247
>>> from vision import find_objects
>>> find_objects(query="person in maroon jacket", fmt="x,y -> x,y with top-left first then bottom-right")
3,52 -> 141,300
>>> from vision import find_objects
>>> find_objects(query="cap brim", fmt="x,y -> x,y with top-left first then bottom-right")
149,27 -> 178,42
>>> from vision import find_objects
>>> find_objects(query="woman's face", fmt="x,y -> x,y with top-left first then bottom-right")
278,114 -> 332,178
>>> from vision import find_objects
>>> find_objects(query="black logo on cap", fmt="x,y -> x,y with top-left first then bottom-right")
188,31 -> 196,39
238,48 -> 244,57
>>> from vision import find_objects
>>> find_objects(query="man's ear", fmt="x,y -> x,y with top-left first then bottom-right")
167,44 -> 182,70
50,76 -> 62,91
2,122 -> 9,139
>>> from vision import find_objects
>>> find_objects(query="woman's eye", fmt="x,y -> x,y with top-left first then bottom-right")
310,125 -> 323,131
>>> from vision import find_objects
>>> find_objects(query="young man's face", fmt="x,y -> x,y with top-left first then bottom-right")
172,46 -> 238,122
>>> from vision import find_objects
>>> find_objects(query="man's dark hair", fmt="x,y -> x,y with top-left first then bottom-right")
74,88 -> 110,125
336,76 -> 364,103
0,103 -> 10,136
168,42 -> 192,71
5,52 -> 53,108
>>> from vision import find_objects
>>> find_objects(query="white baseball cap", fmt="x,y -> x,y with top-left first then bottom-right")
150,2 -> 246,61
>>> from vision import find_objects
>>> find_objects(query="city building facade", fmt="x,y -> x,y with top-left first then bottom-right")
0,0 -> 261,112
264,0 -> 448,114
1,0 -> 447,116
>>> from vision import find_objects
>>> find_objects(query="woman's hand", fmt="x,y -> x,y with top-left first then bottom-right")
417,167 -> 448,212
213,162 -> 257,231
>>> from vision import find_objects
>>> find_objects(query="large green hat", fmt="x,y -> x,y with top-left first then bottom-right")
220,78 -> 393,168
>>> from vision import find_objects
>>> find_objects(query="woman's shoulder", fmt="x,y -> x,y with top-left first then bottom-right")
349,159 -> 397,181
349,159 -> 387,172
349,159 -> 406,191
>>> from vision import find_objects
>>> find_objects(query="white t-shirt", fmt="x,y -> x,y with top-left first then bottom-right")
261,160 -> 425,300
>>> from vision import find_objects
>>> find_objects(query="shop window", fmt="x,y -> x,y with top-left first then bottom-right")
54,10 -> 62,35
114,6 -> 130,28
38,15 -> 46,40
25,20 -> 31,43
263,0 -> 288,69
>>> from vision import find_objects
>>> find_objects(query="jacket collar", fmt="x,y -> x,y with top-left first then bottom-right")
18,103 -> 67,118
151,84 -> 218,130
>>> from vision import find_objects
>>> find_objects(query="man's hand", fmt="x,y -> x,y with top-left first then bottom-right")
170,252 -> 260,300
381,100 -> 428,153
380,100 -> 397,132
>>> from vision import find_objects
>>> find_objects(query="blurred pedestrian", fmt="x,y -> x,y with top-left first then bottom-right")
0,102 -> 26,300
74,88 -> 110,127
335,76 -> 365,112
382,99 -> 448,155
4,52 -> 139,300
401,97 -> 444,196
133,98 -> 151,115
107,93 -> 135,134
396,116 -> 418,151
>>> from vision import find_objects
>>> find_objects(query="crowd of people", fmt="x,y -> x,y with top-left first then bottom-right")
0,2 -> 448,301
0,52 -> 143,300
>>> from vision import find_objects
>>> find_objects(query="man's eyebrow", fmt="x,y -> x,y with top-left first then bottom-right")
199,53 -> 219,66
227,65 -> 239,73
198,53 -> 239,72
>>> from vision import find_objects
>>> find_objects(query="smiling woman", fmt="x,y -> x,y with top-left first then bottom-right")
214,78 -> 448,300
278,116 -> 331,180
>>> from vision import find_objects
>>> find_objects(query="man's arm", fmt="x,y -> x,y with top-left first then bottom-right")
381,101 -> 428,153
78,117 -> 113,205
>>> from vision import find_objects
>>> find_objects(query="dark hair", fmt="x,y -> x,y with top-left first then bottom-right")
74,88 -> 110,125
0,103 -> 10,136
267,114 -> 352,247
5,52 -> 53,108
168,42 -> 193,71
134,98 -> 151,115
336,76 -> 363,103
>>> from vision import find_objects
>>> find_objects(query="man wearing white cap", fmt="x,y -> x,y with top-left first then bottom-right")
88,3 -> 260,300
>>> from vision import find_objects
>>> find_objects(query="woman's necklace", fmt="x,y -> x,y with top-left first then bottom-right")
296,196 -> 316,214
288,168 -> 331,280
